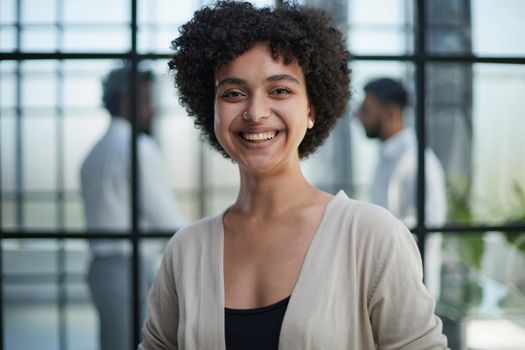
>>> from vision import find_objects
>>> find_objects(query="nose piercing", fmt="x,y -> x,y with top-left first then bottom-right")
242,111 -> 269,121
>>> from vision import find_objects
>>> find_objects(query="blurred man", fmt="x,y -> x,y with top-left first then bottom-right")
80,66 -> 187,350
356,77 -> 447,298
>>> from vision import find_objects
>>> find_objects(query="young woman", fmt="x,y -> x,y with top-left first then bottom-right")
139,2 -> 447,349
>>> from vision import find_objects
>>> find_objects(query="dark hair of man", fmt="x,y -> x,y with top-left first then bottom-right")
363,78 -> 408,109
102,66 -> 154,117
169,1 -> 351,159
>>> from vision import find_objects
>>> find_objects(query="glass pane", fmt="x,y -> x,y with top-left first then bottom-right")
428,63 -> 525,226
5,285 -> 60,349
139,0 -> 195,25
3,239 -> 59,349
22,115 -> 58,192
437,232 -> 525,349
22,0 -> 57,24
63,0 -> 129,24
2,239 -> 105,350
138,26 -> 179,53
63,76 -> 104,108
1,200 -> 17,229
0,64 -> 16,108
346,0 -> 414,55
64,197 -> 85,230
137,0 -> 277,53
62,26 -> 129,52
1,113 -> 16,193
23,201 -> 58,229
471,0 -> 525,56
21,27 -> 58,52
21,60 -> 58,108
427,0 -> 525,56
138,0 -> 198,53
0,0 -> 16,24
0,25 -> 16,51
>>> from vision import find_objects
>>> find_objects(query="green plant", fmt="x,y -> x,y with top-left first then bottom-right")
504,182 -> 525,254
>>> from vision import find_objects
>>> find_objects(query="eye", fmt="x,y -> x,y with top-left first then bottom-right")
221,90 -> 247,101
270,87 -> 292,97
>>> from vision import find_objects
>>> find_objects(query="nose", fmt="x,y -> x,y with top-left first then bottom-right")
244,92 -> 270,122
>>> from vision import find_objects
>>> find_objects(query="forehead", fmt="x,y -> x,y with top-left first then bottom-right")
215,44 -> 305,83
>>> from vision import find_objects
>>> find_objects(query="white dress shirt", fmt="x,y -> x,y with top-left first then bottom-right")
371,128 -> 447,227
371,128 -> 447,298
81,117 -> 187,256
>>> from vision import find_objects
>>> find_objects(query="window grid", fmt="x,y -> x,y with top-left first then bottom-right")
1,0 -> 525,349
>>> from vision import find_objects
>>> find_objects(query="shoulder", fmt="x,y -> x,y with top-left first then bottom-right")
163,213 -> 223,257
333,192 -> 408,239
329,192 -> 415,262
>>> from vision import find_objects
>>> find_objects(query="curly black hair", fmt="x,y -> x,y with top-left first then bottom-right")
169,1 -> 351,159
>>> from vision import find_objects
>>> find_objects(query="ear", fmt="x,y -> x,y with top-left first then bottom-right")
307,119 -> 315,129
385,104 -> 401,121
307,104 -> 316,129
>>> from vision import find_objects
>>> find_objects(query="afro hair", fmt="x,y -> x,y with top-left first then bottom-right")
169,1 -> 351,159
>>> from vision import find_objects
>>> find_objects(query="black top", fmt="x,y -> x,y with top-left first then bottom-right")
225,296 -> 291,350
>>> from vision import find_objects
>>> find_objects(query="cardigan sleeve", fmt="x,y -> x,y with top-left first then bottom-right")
368,220 -> 447,350
139,238 -> 180,350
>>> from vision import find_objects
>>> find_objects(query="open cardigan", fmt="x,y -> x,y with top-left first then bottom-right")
139,191 -> 447,349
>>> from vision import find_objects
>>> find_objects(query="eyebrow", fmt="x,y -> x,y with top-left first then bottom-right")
265,74 -> 300,84
216,74 -> 300,89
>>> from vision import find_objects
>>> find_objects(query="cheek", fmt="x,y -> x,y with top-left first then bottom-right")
213,113 -> 223,139
213,109 -> 234,144
280,101 -> 310,128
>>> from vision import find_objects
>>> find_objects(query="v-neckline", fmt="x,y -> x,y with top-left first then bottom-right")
216,191 -> 345,340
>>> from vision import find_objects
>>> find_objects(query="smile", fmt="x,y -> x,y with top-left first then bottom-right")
240,131 -> 279,142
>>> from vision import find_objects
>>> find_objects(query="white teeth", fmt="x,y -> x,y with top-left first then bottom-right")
241,131 -> 277,141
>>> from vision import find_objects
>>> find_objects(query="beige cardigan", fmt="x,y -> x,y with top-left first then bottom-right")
139,191 -> 447,349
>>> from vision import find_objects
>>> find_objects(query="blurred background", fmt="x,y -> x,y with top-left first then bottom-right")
1,0 -> 524,349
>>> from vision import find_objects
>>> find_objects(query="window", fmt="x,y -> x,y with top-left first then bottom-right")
1,0 -> 524,349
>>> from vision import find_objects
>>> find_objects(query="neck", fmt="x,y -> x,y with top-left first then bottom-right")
233,163 -> 318,218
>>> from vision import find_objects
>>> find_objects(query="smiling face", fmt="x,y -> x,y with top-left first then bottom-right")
214,44 -> 314,175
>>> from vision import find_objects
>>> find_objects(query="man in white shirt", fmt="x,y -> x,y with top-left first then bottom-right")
355,77 -> 447,300
80,66 -> 187,350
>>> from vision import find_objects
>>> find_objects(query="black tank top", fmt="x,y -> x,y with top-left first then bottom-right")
224,296 -> 290,350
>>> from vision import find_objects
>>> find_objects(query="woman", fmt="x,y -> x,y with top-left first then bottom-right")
139,2 -> 447,349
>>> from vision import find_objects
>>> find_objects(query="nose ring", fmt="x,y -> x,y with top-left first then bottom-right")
242,111 -> 249,120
